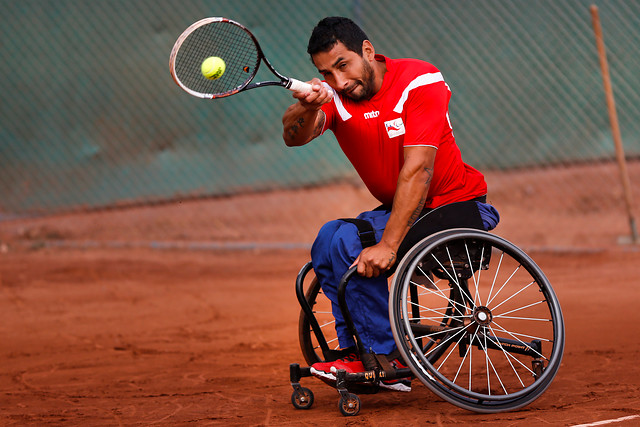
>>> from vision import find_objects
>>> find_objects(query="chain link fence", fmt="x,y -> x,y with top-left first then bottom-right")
0,0 -> 638,249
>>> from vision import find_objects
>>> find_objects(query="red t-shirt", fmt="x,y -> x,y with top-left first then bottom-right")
321,55 -> 487,209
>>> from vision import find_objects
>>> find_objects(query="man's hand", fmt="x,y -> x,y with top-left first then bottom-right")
352,241 -> 398,278
351,147 -> 436,279
293,78 -> 333,110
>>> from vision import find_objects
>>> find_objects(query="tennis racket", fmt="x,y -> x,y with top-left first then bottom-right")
170,17 -> 312,99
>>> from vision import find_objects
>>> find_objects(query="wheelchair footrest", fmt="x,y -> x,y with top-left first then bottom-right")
289,363 -> 312,382
338,367 -> 412,384
289,362 -> 412,416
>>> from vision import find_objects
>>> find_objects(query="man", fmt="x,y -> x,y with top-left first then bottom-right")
282,17 -> 499,392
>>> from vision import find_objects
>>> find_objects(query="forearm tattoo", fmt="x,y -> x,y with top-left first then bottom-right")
287,116 -> 305,139
424,166 -> 433,186
287,111 -> 324,140
407,167 -> 433,227
408,195 -> 426,227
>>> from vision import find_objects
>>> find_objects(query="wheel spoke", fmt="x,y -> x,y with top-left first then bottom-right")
408,298 -> 466,322
410,313 -> 468,322
486,251 -> 504,305
442,246 -> 476,308
411,266 -> 466,307
486,325 -> 527,387
468,332 -> 473,390
482,332 -> 492,394
490,320 -> 553,344
495,315 -> 551,322
493,299 -> 547,319
490,319 -> 548,359
318,320 -> 335,328
424,324 -> 469,358
466,241 -> 486,307
414,324 -> 466,342
314,336 -> 340,351
428,252 -> 472,310
412,272 -> 469,314
484,331 -> 509,395
490,280 -> 536,312
486,263 -> 522,307
436,330 -> 468,370
452,333 -> 473,385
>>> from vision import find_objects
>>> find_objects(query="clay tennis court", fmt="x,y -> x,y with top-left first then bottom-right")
1,164 -> 640,426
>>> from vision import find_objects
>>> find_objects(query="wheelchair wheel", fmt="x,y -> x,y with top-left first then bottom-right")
389,228 -> 564,413
291,386 -> 314,409
338,392 -> 361,416
298,276 -> 339,366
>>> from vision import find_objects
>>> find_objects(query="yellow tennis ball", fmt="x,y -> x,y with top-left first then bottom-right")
201,56 -> 225,80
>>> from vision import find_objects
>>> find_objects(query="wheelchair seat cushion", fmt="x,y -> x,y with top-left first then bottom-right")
395,200 -> 485,267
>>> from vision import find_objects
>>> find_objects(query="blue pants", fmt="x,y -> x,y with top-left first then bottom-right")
311,209 -> 395,354
311,202 -> 500,355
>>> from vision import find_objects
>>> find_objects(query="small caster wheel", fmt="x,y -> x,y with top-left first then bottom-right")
291,387 -> 314,409
338,393 -> 361,416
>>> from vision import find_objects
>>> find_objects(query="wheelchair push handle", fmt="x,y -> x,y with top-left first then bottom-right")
337,265 -> 359,303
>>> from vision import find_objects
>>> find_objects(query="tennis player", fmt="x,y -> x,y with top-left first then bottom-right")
282,16 -> 499,392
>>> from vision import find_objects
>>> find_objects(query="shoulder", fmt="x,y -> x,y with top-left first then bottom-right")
385,58 -> 450,114
386,57 -> 441,78
384,57 -> 447,99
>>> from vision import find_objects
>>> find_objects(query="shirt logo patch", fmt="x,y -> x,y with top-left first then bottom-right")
384,118 -> 405,138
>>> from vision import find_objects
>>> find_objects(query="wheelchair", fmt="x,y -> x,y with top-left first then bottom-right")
288,209 -> 565,416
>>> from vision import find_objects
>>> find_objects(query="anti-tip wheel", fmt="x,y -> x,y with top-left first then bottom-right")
291,387 -> 314,409
338,393 -> 361,416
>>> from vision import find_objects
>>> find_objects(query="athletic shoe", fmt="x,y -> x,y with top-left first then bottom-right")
330,353 -> 366,374
380,357 -> 412,392
311,352 -> 411,392
310,351 -> 362,384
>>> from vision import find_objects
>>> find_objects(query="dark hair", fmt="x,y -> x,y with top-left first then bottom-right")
307,17 -> 369,57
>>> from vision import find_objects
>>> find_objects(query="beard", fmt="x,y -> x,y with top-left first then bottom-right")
341,59 -> 376,101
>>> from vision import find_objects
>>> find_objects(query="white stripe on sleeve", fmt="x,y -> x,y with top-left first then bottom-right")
393,72 -> 446,114
324,82 -> 352,121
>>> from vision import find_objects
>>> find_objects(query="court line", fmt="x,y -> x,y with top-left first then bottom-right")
571,415 -> 640,427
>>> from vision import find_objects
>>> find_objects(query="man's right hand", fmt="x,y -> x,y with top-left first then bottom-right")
293,78 -> 333,110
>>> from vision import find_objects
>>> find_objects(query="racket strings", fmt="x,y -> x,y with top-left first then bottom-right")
174,21 -> 260,97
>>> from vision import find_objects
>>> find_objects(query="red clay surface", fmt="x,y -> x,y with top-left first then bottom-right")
1,244 -> 639,425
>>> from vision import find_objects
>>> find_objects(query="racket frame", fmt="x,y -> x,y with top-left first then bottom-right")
170,17 -> 311,99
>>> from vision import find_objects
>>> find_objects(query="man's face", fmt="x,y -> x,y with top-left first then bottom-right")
312,41 -> 376,101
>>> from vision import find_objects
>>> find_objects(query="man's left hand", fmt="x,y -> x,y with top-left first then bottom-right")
352,242 -> 398,278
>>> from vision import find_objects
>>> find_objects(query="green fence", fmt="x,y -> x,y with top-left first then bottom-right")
1,1 -> 639,243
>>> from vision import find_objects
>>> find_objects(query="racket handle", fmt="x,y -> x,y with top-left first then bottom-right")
287,78 -> 313,93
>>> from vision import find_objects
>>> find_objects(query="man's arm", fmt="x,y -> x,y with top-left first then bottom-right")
354,145 -> 436,278
282,78 -> 333,147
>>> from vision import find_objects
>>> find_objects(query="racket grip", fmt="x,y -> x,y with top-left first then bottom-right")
287,78 -> 313,93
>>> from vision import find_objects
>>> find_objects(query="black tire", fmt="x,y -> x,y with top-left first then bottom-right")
291,387 -> 314,410
389,229 -> 565,413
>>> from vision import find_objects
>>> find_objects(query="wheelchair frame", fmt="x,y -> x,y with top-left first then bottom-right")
289,228 -> 565,416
